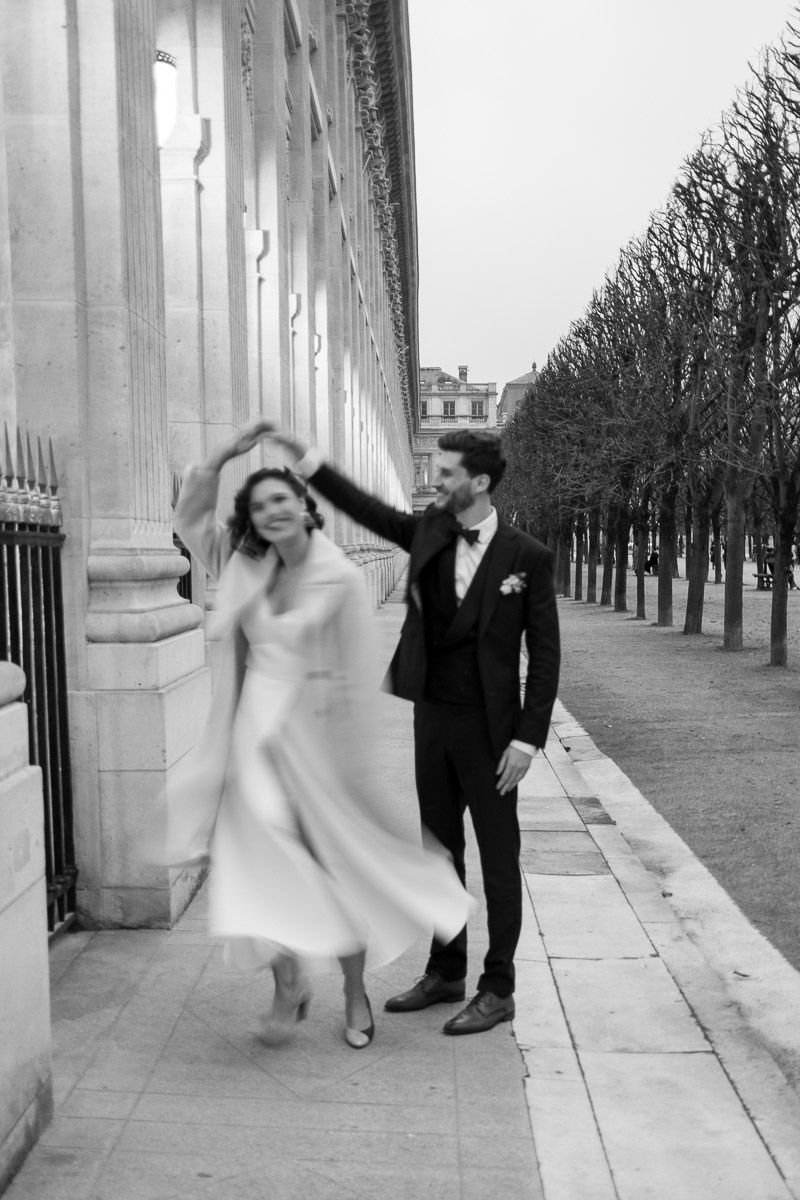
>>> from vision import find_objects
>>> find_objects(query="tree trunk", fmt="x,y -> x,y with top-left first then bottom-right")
552,537 -> 563,597
723,482 -> 748,651
587,504 -> 600,603
657,485 -> 677,626
770,543 -> 789,667
770,502 -> 799,666
574,510 -> 585,602
614,510 -> 631,613
683,504 -> 710,635
710,501 -> 723,584
560,525 -> 572,597
600,504 -> 615,607
633,506 -> 648,620
683,502 -> 693,578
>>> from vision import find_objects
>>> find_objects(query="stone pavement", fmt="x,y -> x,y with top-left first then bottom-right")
6,594 -> 800,1199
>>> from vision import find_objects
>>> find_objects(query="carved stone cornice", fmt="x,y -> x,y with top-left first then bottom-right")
344,0 -> 414,447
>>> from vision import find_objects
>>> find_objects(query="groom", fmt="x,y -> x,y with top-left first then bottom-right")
275,427 -> 560,1035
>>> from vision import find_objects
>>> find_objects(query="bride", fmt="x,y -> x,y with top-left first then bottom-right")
166,418 -> 472,1049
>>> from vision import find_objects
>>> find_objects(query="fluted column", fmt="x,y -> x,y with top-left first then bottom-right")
74,0 -> 207,926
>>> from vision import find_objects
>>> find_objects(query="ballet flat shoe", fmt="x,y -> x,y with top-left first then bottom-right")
345,995 -> 375,1049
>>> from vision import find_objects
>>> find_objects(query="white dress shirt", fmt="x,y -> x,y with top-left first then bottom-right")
455,508 -> 497,601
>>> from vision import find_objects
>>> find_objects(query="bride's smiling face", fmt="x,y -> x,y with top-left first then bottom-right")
248,478 -> 306,545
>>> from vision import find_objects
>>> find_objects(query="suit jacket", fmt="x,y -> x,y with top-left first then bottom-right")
308,463 -> 560,757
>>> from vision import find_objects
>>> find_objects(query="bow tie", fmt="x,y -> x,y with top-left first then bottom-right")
456,526 -> 481,546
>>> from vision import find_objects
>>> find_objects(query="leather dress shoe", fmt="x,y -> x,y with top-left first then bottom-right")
384,973 -> 466,1013
442,991 -> 515,1035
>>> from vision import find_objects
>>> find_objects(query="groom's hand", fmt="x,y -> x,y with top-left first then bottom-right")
267,429 -> 311,463
205,418 -> 274,471
496,745 -> 533,795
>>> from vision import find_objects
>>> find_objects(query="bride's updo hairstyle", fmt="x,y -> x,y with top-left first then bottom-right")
228,467 -> 324,556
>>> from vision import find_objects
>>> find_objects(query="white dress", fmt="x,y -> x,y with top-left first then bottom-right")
166,464 -> 473,972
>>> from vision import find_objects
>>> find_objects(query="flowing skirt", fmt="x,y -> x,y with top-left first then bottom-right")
209,658 -> 472,972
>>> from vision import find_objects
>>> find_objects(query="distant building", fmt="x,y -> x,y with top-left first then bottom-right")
412,365 -> 498,511
498,362 -> 539,425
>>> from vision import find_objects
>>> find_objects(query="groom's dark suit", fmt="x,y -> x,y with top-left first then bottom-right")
307,462 -> 560,997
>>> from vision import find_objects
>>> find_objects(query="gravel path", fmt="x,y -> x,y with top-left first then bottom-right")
555,565 -> 800,973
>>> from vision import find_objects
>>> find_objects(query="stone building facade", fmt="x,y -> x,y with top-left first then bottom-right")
498,362 -> 538,426
1,0 -> 419,1177
411,365 -> 498,511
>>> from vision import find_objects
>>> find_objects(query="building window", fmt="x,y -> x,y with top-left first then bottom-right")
414,456 -> 430,487
443,400 -> 456,420
471,400 -> 484,417
420,400 -> 428,418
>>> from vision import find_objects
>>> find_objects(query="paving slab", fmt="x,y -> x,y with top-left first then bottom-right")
523,1074 -> 616,1200
525,873 -> 657,959
518,794 -> 585,831
552,957 -> 710,1052
581,1050 -> 794,1200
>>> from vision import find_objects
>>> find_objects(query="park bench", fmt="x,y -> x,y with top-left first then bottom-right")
753,572 -> 773,588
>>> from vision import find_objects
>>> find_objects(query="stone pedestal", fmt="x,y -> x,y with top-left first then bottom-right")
78,554 -> 210,928
0,664 -> 52,1191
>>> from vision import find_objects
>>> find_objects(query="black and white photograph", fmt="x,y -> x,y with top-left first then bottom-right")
1,1 -> 799,1197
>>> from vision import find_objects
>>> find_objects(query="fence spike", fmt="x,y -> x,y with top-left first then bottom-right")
48,439 -> 59,493
2,422 -> 12,484
37,436 -> 49,490
26,432 -> 36,487
15,428 -> 26,486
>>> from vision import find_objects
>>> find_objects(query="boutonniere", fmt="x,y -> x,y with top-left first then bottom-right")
500,571 -> 527,595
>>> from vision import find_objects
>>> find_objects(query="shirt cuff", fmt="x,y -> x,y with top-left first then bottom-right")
510,739 -> 537,757
295,448 -> 322,479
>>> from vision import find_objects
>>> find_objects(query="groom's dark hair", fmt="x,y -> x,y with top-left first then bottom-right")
438,429 -> 506,492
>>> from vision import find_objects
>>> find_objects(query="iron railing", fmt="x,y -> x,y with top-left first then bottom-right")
1,424 -> 77,935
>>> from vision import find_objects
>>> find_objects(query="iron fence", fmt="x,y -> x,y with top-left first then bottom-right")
1,424 -> 77,935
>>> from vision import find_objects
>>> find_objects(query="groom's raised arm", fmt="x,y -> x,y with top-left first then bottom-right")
306,460 -> 418,552
274,435 -> 420,552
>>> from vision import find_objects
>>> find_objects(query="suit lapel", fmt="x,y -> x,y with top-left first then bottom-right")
411,512 -> 458,578
408,512 -> 458,614
442,537 -> 495,644
478,523 -> 518,636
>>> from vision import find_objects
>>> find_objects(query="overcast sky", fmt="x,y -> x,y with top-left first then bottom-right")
406,0 -> 795,392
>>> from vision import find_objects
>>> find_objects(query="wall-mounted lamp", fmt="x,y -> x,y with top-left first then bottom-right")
154,50 -> 177,147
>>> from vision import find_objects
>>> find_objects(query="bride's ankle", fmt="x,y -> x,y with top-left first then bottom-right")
272,955 -> 303,997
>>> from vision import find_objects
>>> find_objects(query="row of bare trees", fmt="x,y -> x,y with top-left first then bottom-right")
498,22 -> 800,666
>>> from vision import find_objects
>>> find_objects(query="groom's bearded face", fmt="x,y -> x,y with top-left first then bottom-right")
433,451 -> 477,514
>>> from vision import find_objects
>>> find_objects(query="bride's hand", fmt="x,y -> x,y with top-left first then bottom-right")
225,418 -> 276,458
205,419 -> 274,470
265,429 -> 311,463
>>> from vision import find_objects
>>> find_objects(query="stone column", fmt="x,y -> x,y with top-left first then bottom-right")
252,2 -> 291,432
74,0 -> 208,926
194,0 -> 250,494
0,664 -> 52,1189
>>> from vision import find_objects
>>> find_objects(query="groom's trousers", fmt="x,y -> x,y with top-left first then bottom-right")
413,699 -> 521,999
